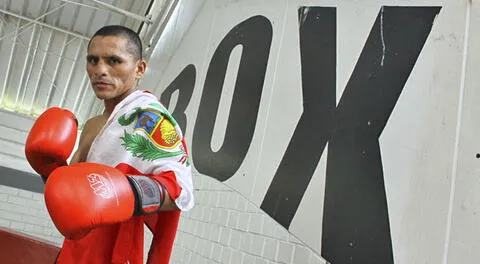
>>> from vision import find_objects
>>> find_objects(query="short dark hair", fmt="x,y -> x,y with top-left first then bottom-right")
88,25 -> 143,60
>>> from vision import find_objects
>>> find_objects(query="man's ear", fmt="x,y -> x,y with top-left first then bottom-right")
136,59 -> 147,79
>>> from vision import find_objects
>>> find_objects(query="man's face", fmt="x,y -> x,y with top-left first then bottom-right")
86,35 -> 145,102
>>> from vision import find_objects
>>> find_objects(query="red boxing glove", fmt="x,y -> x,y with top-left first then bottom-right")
44,163 -> 165,240
25,107 -> 78,181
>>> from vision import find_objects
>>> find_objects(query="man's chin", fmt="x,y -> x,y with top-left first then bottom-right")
93,91 -> 112,100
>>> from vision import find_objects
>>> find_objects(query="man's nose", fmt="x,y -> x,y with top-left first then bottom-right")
93,60 -> 108,77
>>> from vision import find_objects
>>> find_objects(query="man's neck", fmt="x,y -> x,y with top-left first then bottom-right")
103,88 -> 137,116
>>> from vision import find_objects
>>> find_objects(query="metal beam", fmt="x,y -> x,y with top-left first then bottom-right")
0,7 -> 90,40
16,24 -> 37,106
43,34 -> 68,110
143,0 -> 179,59
26,29 -> 54,114
60,0 -> 152,24
0,18 -> 20,106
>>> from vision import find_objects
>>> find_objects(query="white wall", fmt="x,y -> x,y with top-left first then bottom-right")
0,110 -> 36,173
444,1 -> 480,262
1,0 -> 479,263
142,0 -> 480,263
170,170 -> 326,264
0,185 -> 62,245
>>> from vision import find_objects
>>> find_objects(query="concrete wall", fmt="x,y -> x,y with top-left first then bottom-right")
0,110 -> 36,174
1,0 -> 479,264
0,185 -> 62,245
171,171 -> 325,264
143,0 -> 480,263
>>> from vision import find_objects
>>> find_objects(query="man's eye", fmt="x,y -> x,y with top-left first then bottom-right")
87,57 -> 98,64
109,57 -> 121,64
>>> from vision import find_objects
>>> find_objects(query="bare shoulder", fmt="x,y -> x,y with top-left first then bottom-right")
83,115 -> 108,131
70,114 -> 108,164
80,114 -> 107,137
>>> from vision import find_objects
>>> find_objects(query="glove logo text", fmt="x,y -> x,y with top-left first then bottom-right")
87,173 -> 114,199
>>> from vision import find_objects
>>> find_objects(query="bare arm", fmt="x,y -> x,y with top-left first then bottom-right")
159,191 -> 179,211
69,144 -> 84,165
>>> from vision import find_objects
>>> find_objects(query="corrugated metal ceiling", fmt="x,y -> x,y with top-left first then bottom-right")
0,0 -> 174,125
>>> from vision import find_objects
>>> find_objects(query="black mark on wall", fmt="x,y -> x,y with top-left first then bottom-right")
260,5 -> 337,234
322,7 -> 440,264
192,15 -> 273,181
260,6 -> 441,264
160,64 -> 196,133
0,167 -> 44,193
